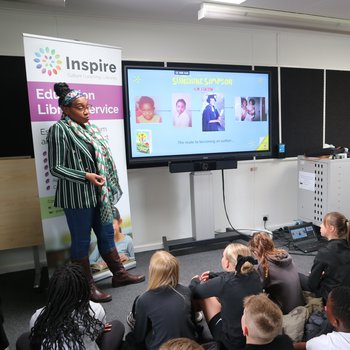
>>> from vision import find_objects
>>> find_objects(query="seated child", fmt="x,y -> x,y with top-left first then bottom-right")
242,293 -> 293,349
0,297 -> 9,350
190,243 -> 263,350
125,251 -> 197,350
248,232 -> 304,314
160,337 -> 204,350
294,286 -> 350,350
299,211 -> 350,302
16,264 -> 124,350
136,96 -> 162,123
90,208 -> 135,270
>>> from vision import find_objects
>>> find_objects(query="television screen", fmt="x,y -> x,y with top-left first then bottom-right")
123,66 -> 271,167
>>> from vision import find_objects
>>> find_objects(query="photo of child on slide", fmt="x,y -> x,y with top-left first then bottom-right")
172,93 -> 192,128
136,96 -> 162,124
235,96 -> 266,122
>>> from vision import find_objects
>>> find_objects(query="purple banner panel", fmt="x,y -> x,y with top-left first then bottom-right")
27,81 -> 124,122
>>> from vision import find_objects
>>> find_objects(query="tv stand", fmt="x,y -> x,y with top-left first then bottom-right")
163,171 -> 245,255
162,230 -> 245,255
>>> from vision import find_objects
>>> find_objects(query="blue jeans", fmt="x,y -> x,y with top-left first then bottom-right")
64,207 -> 115,260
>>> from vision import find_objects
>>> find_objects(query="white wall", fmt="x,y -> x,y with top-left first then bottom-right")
1,4 -> 350,272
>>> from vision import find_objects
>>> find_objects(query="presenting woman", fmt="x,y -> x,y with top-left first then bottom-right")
47,82 -> 145,303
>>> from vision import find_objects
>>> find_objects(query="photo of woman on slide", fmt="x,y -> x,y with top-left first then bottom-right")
202,93 -> 224,132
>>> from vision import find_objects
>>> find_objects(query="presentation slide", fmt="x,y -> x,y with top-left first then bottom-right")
125,68 -> 270,159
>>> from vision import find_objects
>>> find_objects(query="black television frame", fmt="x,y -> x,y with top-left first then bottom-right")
122,63 -> 272,169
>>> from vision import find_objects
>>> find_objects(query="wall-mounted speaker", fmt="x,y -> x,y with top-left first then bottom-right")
169,159 -> 237,173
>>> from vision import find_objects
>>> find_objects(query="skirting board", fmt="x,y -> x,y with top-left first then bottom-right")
0,224 -> 295,274
134,242 -> 164,253
0,243 -> 163,274
0,258 -> 46,275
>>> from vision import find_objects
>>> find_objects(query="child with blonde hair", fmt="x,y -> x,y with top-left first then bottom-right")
160,337 -> 204,350
241,293 -> 293,349
125,251 -> 197,350
190,243 -> 262,350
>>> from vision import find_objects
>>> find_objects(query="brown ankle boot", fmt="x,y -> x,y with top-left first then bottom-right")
72,257 -> 112,303
101,249 -> 145,288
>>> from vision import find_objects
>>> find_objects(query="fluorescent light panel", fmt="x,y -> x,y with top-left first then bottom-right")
198,3 -> 350,34
207,0 -> 247,4
15,0 -> 66,7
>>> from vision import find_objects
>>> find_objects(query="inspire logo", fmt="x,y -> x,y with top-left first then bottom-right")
34,47 -> 62,76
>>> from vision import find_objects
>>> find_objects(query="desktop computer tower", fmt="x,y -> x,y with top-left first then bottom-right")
297,156 -> 350,226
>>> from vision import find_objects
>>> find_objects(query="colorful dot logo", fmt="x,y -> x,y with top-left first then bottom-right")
34,47 -> 62,76
133,75 -> 141,84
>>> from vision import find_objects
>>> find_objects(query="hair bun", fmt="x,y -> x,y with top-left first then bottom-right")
54,82 -> 71,97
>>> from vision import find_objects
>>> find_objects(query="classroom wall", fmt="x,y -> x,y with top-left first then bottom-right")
1,4 -> 350,272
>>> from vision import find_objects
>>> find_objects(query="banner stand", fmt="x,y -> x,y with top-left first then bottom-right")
23,34 -> 134,277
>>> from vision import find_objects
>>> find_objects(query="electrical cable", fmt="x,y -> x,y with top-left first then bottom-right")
221,169 -> 237,232
221,169 -> 273,237
221,170 -> 318,258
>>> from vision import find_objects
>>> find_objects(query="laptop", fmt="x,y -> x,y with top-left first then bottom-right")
288,222 -> 326,253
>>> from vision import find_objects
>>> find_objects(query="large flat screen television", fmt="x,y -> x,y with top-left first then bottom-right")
123,65 -> 271,168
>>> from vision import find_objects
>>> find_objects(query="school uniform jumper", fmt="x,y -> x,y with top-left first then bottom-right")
308,239 -> 350,300
244,335 -> 294,350
190,271 -> 263,350
126,284 -> 197,350
257,253 -> 305,314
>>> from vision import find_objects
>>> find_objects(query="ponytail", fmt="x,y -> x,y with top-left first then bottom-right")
224,243 -> 256,275
324,212 -> 350,246
236,255 -> 257,275
248,231 -> 287,279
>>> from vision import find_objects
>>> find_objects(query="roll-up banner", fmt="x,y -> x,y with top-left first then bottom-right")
23,34 -> 134,277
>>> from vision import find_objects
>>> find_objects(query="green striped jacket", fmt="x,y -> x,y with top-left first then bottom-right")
48,120 -> 98,209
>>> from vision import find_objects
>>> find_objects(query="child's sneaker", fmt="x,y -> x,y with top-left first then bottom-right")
195,311 -> 204,323
127,311 -> 136,330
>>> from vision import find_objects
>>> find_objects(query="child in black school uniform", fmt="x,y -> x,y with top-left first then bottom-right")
190,243 -> 263,350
